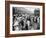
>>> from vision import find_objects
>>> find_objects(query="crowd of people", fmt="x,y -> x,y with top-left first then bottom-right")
12,13 -> 40,31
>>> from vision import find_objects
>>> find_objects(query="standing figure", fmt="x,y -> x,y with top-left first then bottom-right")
14,20 -> 19,31
19,17 -> 24,30
33,16 -> 38,30
26,16 -> 32,30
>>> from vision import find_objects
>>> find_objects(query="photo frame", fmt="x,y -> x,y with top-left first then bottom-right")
5,1 -> 45,37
